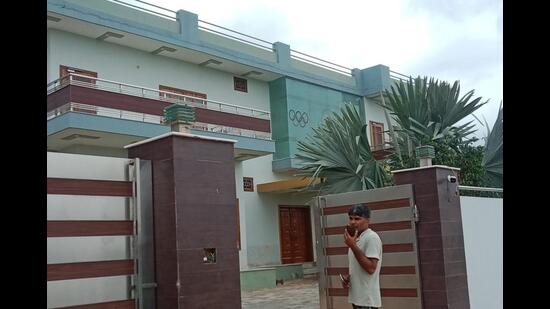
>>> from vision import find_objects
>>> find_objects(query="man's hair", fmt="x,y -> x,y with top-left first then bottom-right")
348,204 -> 371,218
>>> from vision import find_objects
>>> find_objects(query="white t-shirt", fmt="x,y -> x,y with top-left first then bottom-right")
348,228 -> 382,307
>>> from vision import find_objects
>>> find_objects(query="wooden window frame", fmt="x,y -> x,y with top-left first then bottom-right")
369,121 -> 385,151
59,65 -> 98,85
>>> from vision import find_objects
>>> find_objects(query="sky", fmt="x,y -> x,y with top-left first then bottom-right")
143,0 -> 503,140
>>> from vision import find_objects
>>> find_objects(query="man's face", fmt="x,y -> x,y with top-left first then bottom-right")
348,214 -> 369,233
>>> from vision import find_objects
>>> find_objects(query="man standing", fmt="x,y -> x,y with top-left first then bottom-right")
341,204 -> 382,309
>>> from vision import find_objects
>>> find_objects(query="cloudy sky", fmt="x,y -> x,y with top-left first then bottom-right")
147,0 -> 502,139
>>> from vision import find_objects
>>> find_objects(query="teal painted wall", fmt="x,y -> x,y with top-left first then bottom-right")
269,77 -> 363,162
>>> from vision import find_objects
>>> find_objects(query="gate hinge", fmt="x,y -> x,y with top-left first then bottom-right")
413,204 -> 419,222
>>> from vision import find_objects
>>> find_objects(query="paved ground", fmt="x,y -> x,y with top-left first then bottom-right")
241,278 -> 320,309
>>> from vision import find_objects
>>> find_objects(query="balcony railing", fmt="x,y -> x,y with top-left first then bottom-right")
47,73 -> 272,140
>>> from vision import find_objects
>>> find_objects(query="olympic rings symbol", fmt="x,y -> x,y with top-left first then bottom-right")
289,109 -> 309,127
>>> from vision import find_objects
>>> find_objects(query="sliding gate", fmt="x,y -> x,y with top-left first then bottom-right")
312,184 -> 423,309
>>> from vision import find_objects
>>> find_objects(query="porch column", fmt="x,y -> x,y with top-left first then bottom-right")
393,166 -> 470,309
126,132 -> 241,308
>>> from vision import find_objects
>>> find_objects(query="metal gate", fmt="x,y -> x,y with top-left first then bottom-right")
312,184 -> 422,309
47,152 -> 155,309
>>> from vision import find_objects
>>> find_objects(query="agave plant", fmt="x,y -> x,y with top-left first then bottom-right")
383,76 -> 487,157
295,104 -> 390,194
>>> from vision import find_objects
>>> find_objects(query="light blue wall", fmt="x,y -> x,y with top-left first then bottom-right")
237,154 -> 316,266
269,77 -> 363,170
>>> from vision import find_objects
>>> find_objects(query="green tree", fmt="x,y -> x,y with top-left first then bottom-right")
296,104 -> 391,194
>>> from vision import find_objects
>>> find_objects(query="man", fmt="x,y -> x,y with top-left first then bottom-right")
341,204 -> 382,309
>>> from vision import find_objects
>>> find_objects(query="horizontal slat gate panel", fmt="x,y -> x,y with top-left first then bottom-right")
48,260 -> 134,281
322,198 -> 410,215
325,243 -> 414,255
326,266 -> 416,276
328,288 -> 418,297
48,221 -> 134,237
324,221 -> 412,235
52,299 -> 135,309
48,178 -> 133,197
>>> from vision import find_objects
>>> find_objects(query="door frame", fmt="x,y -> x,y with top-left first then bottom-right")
278,205 -> 314,264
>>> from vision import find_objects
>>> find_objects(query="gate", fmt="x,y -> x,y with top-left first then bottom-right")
312,184 -> 423,309
47,152 -> 155,308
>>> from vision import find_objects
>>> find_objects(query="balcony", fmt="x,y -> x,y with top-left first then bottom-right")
47,73 -> 274,159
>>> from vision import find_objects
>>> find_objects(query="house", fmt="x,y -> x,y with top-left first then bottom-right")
47,0 -> 406,287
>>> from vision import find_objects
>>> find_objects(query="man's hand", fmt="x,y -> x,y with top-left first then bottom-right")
340,274 -> 351,288
344,226 -> 358,248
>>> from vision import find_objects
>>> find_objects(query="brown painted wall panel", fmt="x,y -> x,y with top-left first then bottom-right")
128,135 -> 240,309
53,299 -> 135,309
71,86 -> 169,116
48,260 -> 134,281
47,221 -> 133,237
47,178 -> 133,197
47,86 -> 71,111
49,85 -> 271,132
195,108 -> 271,132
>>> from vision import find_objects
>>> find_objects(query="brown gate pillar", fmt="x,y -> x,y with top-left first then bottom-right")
127,132 -> 241,308
393,166 -> 470,309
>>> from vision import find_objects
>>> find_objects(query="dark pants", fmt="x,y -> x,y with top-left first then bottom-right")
352,305 -> 377,309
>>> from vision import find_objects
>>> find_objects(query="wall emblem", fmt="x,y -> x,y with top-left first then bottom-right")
289,109 -> 309,127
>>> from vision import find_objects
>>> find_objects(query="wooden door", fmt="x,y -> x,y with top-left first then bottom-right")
279,206 -> 313,264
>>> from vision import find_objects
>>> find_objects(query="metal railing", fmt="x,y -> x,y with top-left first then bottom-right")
459,185 -> 503,198
198,20 -> 274,52
107,0 -> 177,20
290,49 -> 353,76
47,73 -> 271,120
48,102 -> 272,140
390,70 -> 412,83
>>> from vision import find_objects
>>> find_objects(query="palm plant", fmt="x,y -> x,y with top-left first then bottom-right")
383,76 -> 488,157
480,103 -> 503,187
295,104 -> 390,194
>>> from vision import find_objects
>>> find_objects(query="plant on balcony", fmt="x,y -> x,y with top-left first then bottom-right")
295,104 -> 391,194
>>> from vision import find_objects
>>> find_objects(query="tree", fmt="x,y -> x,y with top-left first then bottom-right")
296,104 -> 390,194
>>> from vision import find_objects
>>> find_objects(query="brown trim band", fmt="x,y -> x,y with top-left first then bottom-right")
48,259 -> 134,281
52,299 -> 135,309
48,178 -> 133,197
47,221 -> 134,237
324,221 -> 412,235
322,198 -> 410,215
328,288 -> 418,297
326,266 -> 416,276
325,243 -> 414,255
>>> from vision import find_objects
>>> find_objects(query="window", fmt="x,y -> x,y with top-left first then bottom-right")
233,77 -> 248,93
159,85 -> 208,130
243,177 -> 254,192
370,121 -> 385,151
59,65 -> 98,85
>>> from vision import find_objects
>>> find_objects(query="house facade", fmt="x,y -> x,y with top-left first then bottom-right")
47,0 -> 406,279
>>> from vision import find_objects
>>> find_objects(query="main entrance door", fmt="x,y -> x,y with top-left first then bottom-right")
279,206 -> 313,264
